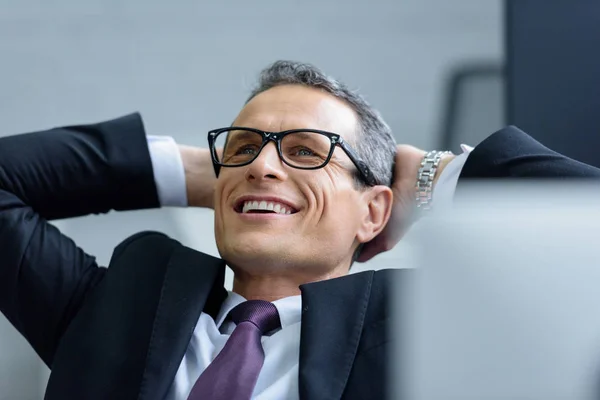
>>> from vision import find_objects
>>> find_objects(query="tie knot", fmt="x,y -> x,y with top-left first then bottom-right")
229,300 -> 281,334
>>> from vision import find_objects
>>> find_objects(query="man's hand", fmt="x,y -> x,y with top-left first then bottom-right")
179,145 -> 217,209
356,145 -> 455,262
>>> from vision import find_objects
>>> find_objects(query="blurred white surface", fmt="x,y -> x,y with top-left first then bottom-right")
396,183 -> 600,400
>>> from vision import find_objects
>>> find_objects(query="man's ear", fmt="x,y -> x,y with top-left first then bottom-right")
355,186 -> 393,244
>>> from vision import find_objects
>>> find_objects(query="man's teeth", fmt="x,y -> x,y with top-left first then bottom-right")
242,200 -> 292,214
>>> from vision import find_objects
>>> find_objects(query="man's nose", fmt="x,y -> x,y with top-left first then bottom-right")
245,142 -> 287,182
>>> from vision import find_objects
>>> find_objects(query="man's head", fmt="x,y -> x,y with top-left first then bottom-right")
212,61 -> 396,280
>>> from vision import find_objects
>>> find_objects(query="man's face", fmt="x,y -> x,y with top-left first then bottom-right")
214,84 -> 381,276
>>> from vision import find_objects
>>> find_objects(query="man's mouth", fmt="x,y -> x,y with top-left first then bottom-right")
235,200 -> 298,215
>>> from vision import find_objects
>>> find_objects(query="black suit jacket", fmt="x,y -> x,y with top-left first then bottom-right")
1,114 -> 599,400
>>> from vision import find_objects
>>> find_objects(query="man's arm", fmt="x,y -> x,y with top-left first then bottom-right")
431,126 -> 600,205
0,113 -> 161,365
1,113 -> 162,219
178,144 -> 217,209
145,135 -> 216,209
458,125 -> 600,179
358,126 -> 600,262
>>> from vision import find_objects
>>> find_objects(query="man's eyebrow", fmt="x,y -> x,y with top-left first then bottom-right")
227,130 -> 258,141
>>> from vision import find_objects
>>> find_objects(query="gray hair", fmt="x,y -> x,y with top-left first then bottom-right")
246,60 -> 397,187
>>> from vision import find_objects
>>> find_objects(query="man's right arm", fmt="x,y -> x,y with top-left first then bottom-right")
0,113 -> 162,365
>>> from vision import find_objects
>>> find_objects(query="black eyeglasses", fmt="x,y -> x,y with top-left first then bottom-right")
207,127 -> 376,186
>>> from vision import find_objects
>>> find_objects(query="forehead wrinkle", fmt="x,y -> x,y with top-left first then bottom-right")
238,107 -> 337,133
234,106 -> 304,132
234,85 -> 358,137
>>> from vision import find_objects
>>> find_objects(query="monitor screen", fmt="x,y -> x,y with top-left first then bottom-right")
506,0 -> 600,167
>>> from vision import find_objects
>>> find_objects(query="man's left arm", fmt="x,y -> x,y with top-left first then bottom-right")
428,145 -> 471,206
358,126 -> 600,262
433,126 -> 600,205
456,126 -> 600,180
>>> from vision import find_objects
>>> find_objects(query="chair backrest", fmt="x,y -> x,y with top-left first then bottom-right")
438,63 -> 505,152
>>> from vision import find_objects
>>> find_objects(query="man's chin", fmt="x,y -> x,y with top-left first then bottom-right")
218,236 -> 293,267
232,240 -> 282,257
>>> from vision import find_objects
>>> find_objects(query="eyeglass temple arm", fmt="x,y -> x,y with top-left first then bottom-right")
337,138 -> 377,186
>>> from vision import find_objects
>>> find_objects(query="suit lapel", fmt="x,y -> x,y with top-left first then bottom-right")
137,245 -> 228,400
298,271 -> 374,400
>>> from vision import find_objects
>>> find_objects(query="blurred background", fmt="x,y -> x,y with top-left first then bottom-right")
1,0 -> 599,398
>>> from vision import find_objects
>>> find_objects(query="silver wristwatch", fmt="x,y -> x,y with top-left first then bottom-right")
415,150 -> 452,210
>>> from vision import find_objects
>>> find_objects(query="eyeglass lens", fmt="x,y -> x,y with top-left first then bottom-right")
214,129 -> 333,168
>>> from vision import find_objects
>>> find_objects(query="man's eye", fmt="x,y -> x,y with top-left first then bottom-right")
237,145 -> 259,155
294,147 -> 315,156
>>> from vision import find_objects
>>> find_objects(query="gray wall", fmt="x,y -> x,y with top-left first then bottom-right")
0,1 -> 503,398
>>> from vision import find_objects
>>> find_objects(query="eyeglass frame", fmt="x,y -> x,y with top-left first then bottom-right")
207,127 -> 377,186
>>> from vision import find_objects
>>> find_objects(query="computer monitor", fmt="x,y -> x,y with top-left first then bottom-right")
506,0 -> 600,167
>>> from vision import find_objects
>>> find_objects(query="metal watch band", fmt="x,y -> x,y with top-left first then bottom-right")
415,150 -> 451,210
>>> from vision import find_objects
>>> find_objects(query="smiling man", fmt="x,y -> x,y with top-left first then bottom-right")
213,82 -> 394,301
1,60 -> 599,400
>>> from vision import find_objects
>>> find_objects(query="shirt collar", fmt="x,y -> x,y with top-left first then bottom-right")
215,291 -> 302,330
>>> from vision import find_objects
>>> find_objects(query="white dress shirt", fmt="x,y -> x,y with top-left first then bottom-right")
164,292 -> 302,400
146,136 -> 473,400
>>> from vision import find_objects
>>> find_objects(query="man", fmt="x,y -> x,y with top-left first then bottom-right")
1,60 -> 599,400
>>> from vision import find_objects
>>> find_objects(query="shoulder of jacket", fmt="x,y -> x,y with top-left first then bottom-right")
111,230 -> 176,263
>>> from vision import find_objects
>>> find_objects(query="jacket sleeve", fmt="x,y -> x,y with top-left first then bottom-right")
459,126 -> 600,179
0,113 -> 160,366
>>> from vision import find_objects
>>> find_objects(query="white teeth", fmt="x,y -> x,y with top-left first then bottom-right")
242,202 -> 251,214
241,200 -> 294,215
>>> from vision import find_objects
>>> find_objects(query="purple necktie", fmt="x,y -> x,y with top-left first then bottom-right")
186,300 -> 281,400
